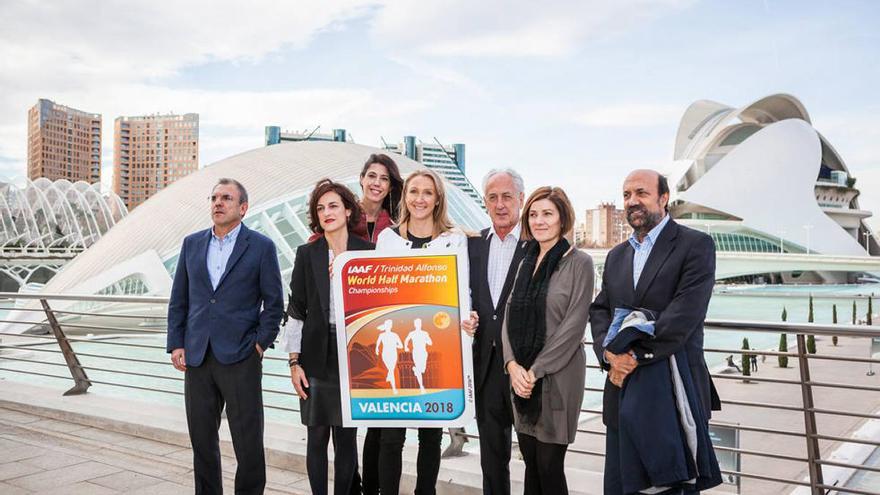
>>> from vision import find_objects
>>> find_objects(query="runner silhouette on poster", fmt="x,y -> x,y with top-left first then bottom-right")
375,319 -> 404,394
404,318 -> 433,393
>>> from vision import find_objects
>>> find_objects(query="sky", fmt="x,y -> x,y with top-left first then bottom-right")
1,0 -> 878,226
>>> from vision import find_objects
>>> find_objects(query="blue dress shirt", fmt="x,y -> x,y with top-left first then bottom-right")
207,222 -> 242,290
628,214 -> 670,288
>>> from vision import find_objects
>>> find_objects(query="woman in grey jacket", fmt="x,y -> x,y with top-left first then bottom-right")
502,186 -> 594,495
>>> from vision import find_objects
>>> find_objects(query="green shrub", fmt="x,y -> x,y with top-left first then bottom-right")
778,333 -> 789,368
832,304 -> 838,346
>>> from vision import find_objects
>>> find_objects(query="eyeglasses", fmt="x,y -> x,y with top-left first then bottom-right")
209,194 -> 236,203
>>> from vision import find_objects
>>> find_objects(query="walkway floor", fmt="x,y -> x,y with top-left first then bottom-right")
0,406 -> 309,494
1,334 -> 876,494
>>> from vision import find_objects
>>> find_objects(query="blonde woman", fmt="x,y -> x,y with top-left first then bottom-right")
361,168 -> 477,495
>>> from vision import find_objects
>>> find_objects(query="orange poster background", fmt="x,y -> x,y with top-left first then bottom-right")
340,255 -> 463,392
341,255 -> 459,314
345,305 -> 463,390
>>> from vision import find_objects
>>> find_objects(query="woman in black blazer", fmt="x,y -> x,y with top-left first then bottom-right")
282,178 -> 374,495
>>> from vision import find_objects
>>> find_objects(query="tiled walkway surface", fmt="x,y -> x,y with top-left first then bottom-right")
0,407 -> 310,494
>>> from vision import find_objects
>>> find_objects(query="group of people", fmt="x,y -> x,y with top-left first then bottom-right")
166,152 -> 723,494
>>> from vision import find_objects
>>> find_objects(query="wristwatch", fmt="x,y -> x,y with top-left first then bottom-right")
288,358 -> 300,368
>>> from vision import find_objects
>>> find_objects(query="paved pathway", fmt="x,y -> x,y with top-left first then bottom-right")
0,406 -> 309,494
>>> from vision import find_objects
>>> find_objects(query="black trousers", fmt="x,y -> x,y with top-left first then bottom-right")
306,425 -> 360,495
604,425 -> 622,495
475,346 -> 513,495
362,427 -> 443,495
517,433 -> 568,495
185,349 -> 265,495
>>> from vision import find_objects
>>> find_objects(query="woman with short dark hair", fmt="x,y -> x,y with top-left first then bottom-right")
502,186 -> 594,495
282,178 -> 373,495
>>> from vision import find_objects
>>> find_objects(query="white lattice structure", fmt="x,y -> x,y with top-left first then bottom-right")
0,178 -> 128,291
0,177 -> 127,254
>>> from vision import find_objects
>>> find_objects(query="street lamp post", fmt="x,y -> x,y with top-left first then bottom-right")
803,224 -> 814,254
864,230 -> 872,256
778,230 -> 786,254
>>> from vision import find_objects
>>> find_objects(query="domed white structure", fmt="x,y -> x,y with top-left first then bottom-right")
39,141 -> 489,297
668,93 -> 875,283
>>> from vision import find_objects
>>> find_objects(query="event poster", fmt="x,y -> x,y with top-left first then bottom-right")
332,248 -> 475,427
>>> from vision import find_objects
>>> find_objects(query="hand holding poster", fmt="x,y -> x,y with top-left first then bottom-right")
332,248 -> 475,427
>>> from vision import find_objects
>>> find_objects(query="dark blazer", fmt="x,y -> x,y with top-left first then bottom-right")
287,235 -> 374,378
589,218 -> 720,428
468,227 -> 527,391
166,224 -> 285,367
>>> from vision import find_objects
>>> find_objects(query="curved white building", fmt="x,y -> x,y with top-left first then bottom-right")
669,93 -> 876,282
0,177 -> 127,253
0,178 -> 127,291
38,141 -> 489,298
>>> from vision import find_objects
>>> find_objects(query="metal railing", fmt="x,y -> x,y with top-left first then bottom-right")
0,292 -> 878,495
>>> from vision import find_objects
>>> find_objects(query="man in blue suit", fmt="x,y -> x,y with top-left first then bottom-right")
167,178 -> 284,494
589,170 -> 720,494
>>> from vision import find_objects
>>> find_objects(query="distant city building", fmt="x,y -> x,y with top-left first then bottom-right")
113,113 -> 199,210
264,126 -> 348,145
384,136 -> 483,208
263,126 -> 484,210
583,202 -> 632,248
574,222 -> 587,247
27,99 -> 102,183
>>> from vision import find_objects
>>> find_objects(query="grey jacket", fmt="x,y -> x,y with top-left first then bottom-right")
502,248 -> 594,444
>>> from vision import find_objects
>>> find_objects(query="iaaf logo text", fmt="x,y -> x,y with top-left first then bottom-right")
347,265 -> 373,274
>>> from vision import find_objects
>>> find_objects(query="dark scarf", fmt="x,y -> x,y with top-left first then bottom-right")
506,237 -> 570,425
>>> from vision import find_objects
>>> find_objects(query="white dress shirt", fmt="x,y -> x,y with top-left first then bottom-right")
628,214 -> 670,289
487,223 -> 521,308
206,222 -> 242,290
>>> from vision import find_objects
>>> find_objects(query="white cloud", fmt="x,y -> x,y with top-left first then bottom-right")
0,0 -> 383,181
572,103 -> 683,127
370,0 -> 694,57
0,0 -> 374,85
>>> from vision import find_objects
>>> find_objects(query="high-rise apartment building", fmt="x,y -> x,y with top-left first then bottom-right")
27,99 -> 102,183
584,202 -> 632,248
262,125 -> 484,211
114,113 -> 199,210
384,136 -> 483,209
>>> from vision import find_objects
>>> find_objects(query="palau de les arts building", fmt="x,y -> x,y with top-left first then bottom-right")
5,94 -> 875,309
668,93 -> 877,284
